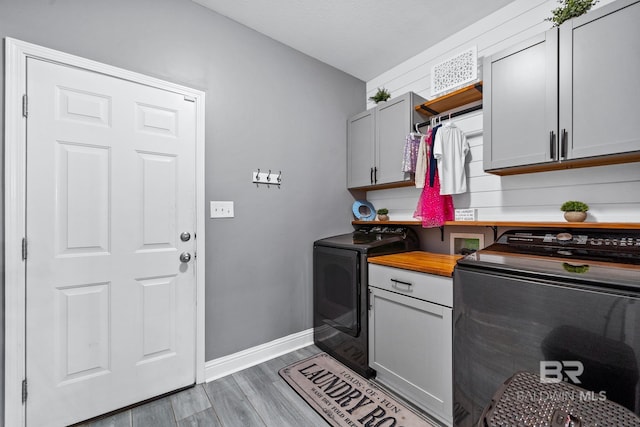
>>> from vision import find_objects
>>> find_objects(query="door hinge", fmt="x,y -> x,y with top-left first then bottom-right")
22,238 -> 27,261
22,379 -> 27,403
22,94 -> 28,118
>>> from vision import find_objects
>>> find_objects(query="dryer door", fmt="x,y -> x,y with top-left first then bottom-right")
313,245 -> 360,337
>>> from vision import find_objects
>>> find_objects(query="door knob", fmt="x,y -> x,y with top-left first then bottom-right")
180,232 -> 191,242
180,252 -> 191,263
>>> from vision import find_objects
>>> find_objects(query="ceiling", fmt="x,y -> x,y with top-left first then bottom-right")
191,0 -> 518,81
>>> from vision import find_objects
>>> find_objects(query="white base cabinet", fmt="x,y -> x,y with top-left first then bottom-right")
368,264 -> 453,426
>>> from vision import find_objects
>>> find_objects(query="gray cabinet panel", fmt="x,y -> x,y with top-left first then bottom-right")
347,109 -> 375,188
376,93 -> 412,185
347,92 -> 425,189
483,30 -> 558,171
561,0 -> 640,159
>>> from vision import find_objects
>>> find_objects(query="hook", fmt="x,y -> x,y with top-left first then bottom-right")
255,168 -> 260,181
267,169 -> 272,182
277,171 -> 282,183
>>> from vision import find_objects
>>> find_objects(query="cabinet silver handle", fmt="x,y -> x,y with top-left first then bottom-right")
549,131 -> 556,160
374,167 -> 378,184
391,279 -> 412,290
370,167 -> 374,184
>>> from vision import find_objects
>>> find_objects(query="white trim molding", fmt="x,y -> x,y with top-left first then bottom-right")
205,329 -> 314,382
3,37 -> 206,427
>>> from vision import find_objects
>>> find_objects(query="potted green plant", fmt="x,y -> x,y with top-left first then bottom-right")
546,0 -> 598,26
369,87 -> 391,104
376,208 -> 389,221
560,200 -> 589,222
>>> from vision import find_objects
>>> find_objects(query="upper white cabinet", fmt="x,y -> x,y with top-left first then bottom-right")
347,108 -> 375,188
484,0 -> 640,175
483,30 -> 558,171
560,0 -> 640,160
347,92 -> 426,189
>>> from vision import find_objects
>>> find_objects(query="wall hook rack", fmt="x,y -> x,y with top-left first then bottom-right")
252,169 -> 282,186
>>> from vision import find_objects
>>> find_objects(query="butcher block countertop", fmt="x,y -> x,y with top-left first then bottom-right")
368,251 -> 463,277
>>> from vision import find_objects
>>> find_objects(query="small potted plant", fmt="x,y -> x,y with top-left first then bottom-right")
546,0 -> 598,26
560,200 -> 589,222
369,87 -> 391,104
376,208 -> 389,221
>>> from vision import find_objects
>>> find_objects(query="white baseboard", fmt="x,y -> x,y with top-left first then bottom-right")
204,328 -> 314,382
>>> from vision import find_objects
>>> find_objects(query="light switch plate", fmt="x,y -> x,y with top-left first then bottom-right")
210,201 -> 234,218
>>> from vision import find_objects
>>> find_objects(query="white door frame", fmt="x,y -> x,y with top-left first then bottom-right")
4,38 -> 206,427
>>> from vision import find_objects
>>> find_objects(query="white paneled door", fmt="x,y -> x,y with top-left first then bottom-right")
25,58 -> 196,426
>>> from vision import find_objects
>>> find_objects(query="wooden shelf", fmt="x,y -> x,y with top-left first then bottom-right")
348,180 -> 415,191
352,220 -> 640,230
368,251 -> 462,277
415,82 -> 483,118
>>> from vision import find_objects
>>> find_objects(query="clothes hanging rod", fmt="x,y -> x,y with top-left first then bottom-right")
415,104 -> 483,128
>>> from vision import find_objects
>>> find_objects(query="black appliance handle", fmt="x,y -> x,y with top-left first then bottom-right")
561,128 -> 568,159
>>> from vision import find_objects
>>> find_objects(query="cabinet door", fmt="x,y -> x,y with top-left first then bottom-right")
347,109 -> 375,188
560,0 -> 640,160
375,93 -> 413,185
483,29 -> 559,171
369,287 -> 453,424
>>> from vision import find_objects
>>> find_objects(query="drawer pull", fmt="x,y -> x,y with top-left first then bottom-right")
390,279 -> 412,290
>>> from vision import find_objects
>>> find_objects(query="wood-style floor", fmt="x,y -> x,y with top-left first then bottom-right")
78,344 -> 328,427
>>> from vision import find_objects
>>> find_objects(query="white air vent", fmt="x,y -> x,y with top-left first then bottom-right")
431,46 -> 478,97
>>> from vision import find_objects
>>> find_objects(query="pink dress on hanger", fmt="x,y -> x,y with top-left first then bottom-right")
413,125 -> 454,228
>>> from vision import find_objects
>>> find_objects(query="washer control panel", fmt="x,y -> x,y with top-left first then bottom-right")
495,229 -> 640,264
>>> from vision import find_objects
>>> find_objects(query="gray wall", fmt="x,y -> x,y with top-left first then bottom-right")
0,0 -> 364,413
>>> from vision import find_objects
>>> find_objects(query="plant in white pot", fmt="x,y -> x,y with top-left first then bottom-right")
560,200 -> 589,222
376,208 -> 389,221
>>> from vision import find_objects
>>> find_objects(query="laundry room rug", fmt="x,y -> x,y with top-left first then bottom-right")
279,353 -> 436,427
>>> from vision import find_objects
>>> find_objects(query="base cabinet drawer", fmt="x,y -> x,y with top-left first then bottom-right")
369,263 -> 452,307
369,285 -> 453,426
